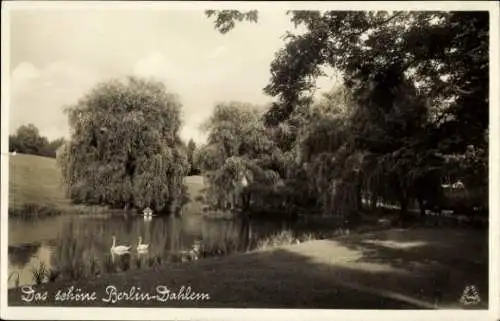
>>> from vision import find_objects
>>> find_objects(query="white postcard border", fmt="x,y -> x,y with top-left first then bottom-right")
1,1 -> 499,320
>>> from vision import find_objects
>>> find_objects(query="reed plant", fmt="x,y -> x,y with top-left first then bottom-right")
31,261 -> 48,285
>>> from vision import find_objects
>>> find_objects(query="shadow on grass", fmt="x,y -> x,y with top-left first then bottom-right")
330,228 -> 488,309
8,228 -> 488,309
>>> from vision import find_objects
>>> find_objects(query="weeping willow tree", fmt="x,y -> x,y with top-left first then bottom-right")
196,102 -> 282,213
298,85 -> 360,219
57,76 -> 189,213
350,68 -> 445,220
299,77 -> 441,223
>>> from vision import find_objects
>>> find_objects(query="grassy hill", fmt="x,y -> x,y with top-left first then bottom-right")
8,153 -> 205,214
9,154 -> 70,209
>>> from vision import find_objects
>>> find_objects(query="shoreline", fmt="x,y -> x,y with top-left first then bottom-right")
7,227 -> 489,309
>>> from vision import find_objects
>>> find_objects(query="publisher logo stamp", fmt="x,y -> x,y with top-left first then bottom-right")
459,285 -> 481,306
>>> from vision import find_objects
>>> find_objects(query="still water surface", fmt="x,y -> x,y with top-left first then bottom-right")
8,213 -> 326,289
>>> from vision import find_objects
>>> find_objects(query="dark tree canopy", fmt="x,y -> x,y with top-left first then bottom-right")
264,11 -> 488,153
186,139 -> 201,175
208,10 -> 488,149
9,124 -> 65,158
9,124 -> 46,155
205,10 -> 489,221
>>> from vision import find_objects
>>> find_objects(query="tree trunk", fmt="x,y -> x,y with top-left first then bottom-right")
240,190 -> 251,212
124,199 -> 133,213
370,193 -> 378,211
356,183 -> 363,212
246,192 -> 251,210
399,191 -> 409,223
232,191 -> 237,211
417,196 -> 425,217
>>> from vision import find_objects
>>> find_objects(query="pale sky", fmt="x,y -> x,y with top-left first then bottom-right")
9,8 -> 337,143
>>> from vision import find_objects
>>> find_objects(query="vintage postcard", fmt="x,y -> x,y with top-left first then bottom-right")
1,1 -> 499,320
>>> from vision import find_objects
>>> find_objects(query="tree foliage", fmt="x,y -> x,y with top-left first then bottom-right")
205,10 -> 258,34
9,124 -> 65,158
205,10 -> 489,222
57,76 -> 189,213
197,102 -> 284,212
264,11 -> 488,153
186,139 -> 201,175
271,11 -> 488,219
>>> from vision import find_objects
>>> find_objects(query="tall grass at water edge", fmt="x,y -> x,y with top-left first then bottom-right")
255,230 -> 329,250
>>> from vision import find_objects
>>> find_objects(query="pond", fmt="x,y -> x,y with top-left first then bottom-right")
8,212 -> 333,289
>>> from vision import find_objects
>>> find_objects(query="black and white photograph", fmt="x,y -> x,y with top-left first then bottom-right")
1,1 -> 499,320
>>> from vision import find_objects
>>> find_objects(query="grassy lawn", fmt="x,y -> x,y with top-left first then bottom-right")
7,227 -> 488,309
8,153 -> 205,215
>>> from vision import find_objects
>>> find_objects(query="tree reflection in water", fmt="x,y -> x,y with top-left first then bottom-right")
8,243 -> 41,268
9,214 -> 297,287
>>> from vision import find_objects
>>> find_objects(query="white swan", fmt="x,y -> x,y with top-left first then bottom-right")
111,236 -> 131,254
137,236 -> 149,252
